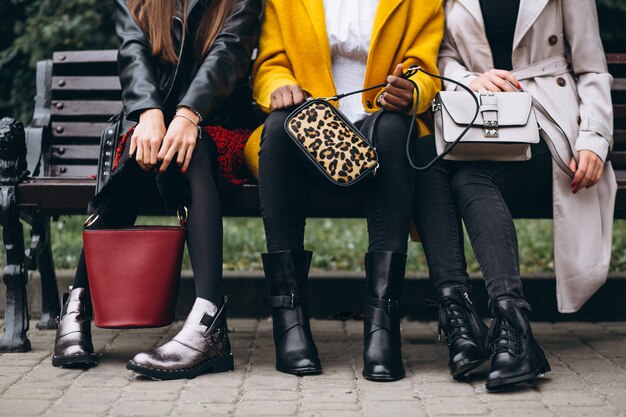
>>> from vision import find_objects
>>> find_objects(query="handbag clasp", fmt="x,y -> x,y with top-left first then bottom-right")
479,92 -> 499,138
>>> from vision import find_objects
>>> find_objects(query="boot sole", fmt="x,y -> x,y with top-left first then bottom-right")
276,365 -> 322,376
451,356 -> 488,380
126,353 -> 234,380
485,360 -> 551,391
362,370 -> 405,382
52,353 -> 98,369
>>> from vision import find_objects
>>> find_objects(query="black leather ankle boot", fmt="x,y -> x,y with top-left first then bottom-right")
437,286 -> 488,379
485,298 -> 551,390
127,296 -> 233,380
52,287 -> 98,368
262,251 -> 321,375
362,251 -> 406,381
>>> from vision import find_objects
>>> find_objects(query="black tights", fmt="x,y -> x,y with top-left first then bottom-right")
72,131 -> 224,305
258,110 -> 416,254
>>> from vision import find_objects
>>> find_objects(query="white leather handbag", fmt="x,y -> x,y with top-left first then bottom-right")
433,90 -> 540,161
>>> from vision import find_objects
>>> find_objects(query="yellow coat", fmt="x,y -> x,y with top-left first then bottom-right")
244,0 -> 444,177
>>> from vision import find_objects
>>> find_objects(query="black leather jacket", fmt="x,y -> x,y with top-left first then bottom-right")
114,0 -> 261,126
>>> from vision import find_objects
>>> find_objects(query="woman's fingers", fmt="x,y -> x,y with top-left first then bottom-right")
290,85 -> 305,106
157,137 -> 170,160
568,158 -> 577,173
572,156 -> 588,193
135,140 -> 147,170
129,133 -> 137,156
149,139 -> 159,166
594,164 -> 605,185
142,139 -> 153,167
176,143 -> 186,166
573,151 -> 605,192
181,143 -> 195,173
159,144 -> 178,173
488,73 -> 516,92
380,95 -> 404,112
481,80 -> 501,92
493,69 -> 520,88
382,91 -> 407,109
392,63 -> 404,78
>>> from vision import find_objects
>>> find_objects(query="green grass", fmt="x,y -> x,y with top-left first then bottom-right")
6,216 -> 626,273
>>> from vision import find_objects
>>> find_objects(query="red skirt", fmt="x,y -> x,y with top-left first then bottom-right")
113,125 -> 254,186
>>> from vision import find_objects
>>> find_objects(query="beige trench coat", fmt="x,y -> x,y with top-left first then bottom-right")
439,0 -> 617,312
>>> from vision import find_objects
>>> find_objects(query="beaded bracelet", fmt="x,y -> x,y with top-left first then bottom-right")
176,105 -> 203,123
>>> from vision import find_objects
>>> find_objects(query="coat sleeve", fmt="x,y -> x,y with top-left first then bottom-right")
178,0 -> 262,123
251,0 -> 299,114
562,0 -> 614,162
403,0 -> 444,114
437,11 -> 479,91
115,0 -> 164,122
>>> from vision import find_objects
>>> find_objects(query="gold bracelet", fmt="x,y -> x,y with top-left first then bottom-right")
173,114 -> 202,138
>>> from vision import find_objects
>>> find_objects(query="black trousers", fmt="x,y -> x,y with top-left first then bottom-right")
414,135 -> 552,301
72,131 -> 224,305
258,110 -> 416,255
449,140 -> 552,303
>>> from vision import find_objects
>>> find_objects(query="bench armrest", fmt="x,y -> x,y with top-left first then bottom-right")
24,60 -> 53,177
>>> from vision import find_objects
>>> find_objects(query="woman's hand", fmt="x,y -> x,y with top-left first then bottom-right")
270,85 -> 307,110
380,64 -> 415,113
469,69 -> 521,93
130,109 -> 166,171
569,150 -> 604,193
157,107 -> 200,173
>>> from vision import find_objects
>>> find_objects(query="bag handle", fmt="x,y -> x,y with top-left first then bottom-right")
401,66 -> 480,171
401,66 -> 575,177
83,206 -> 188,230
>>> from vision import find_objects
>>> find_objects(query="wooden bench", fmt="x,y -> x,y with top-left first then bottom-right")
1,50 -> 625,352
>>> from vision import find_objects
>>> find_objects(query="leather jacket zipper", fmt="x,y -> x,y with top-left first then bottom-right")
162,15 -> 186,104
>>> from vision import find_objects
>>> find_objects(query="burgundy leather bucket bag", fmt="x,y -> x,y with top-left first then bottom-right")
82,210 -> 186,328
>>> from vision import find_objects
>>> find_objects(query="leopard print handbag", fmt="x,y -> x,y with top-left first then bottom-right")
284,99 -> 380,187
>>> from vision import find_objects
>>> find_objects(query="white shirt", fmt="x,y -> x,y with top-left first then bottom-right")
323,0 -> 379,123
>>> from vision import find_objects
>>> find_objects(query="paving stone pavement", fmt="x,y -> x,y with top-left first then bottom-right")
1,319 -> 626,417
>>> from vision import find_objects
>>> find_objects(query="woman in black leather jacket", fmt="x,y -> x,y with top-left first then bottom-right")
51,0 -> 261,380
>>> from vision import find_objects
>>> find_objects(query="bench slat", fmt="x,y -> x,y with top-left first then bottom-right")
615,104 -> 626,119
48,165 -> 97,177
610,152 -> 626,169
50,145 -> 100,161
51,100 -> 122,117
52,76 -> 121,92
613,78 -> 626,92
53,50 -> 117,64
607,54 -> 626,64
52,122 -> 108,138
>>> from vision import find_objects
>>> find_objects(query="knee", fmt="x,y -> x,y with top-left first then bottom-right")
450,169 -> 472,196
450,167 -> 494,204
261,111 -> 291,147
372,113 -> 412,156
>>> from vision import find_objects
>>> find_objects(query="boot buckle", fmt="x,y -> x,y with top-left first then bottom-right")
387,299 -> 399,314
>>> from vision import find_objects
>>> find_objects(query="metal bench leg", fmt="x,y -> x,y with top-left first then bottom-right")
25,213 -> 60,330
35,215 -> 60,330
0,209 -> 30,352
0,118 -> 30,352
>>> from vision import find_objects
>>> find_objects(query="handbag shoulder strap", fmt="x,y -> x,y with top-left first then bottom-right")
530,96 -> 575,178
400,67 -> 480,171
322,82 -> 388,102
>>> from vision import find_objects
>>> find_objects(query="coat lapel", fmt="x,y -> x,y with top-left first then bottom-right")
370,0 -> 403,45
513,0 -> 549,50
300,0 -> 332,75
457,0 -> 485,28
